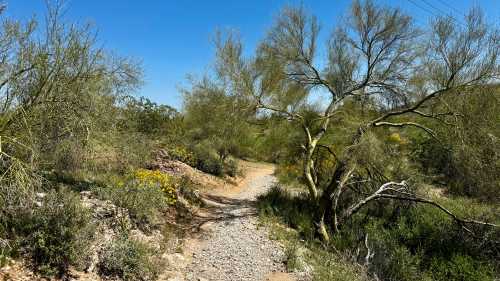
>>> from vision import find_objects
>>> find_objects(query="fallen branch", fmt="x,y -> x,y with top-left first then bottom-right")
340,181 -> 499,234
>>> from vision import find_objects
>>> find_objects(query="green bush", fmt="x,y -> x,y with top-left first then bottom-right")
261,212 -> 370,281
275,163 -> 303,185
259,184 -> 499,281
92,177 -> 168,229
429,254 -> 494,281
335,200 -> 499,281
192,147 -> 223,176
224,158 -> 239,177
99,235 -> 161,281
409,87 -> 500,200
177,176 -> 204,206
26,188 -> 94,276
166,145 -> 197,167
168,143 -> 239,177
257,185 -> 317,240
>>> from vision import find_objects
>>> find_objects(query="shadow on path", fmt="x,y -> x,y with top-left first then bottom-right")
184,193 -> 259,233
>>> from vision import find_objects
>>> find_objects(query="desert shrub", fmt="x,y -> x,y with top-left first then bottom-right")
0,240 -> 8,267
428,254 -> 494,281
257,185 -> 317,240
411,132 -> 500,200
176,176 -> 203,206
93,169 -> 177,229
224,158 -> 239,177
409,87 -> 500,200
168,142 -> 240,177
262,213 -> 370,281
0,158 -> 40,231
93,184 -> 164,229
411,135 -> 456,180
99,235 -> 160,281
259,183 -> 499,280
121,96 -> 182,138
166,145 -> 197,167
275,163 -> 303,185
192,146 -> 224,176
133,169 -> 178,205
24,188 -> 94,276
85,132 -> 155,175
333,197 -> 499,281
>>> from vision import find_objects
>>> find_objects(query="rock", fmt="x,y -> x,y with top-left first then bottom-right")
130,229 -> 164,252
164,253 -> 188,270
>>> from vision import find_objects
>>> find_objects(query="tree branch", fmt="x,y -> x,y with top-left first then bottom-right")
373,121 -> 437,138
340,181 -> 499,234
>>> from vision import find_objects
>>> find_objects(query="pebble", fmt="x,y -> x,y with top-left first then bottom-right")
183,175 -> 288,281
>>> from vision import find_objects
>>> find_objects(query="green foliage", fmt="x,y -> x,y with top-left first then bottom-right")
258,184 -> 499,280
191,142 -> 224,176
176,176 -> 204,207
167,143 -> 238,177
0,4 -> 141,173
89,131 -> 155,175
167,145 -> 197,167
0,158 -> 62,274
261,212 -> 370,281
257,186 -> 317,240
98,235 -> 161,281
133,169 -> 178,205
20,188 -> 94,276
336,199 -> 499,281
253,116 -> 304,163
183,78 -> 254,161
410,87 -> 500,199
92,172 -> 170,229
275,163 -> 303,185
223,158 -> 239,177
121,96 -> 183,139
429,254 -> 494,281
411,135 -> 454,176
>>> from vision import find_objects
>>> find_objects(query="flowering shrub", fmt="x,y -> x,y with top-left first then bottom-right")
167,146 -> 196,167
133,169 -> 177,205
387,132 -> 407,145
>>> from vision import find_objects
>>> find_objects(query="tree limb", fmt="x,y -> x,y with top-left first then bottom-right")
340,181 -> 499,234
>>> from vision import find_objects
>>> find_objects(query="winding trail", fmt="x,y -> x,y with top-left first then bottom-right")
175,162 -> 295,281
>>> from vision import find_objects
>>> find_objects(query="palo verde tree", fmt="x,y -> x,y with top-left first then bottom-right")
0,2 -> 141,172
183,77 -> 255,163
214,0 -> 499,241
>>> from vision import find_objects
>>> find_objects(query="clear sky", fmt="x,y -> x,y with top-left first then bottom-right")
6,1 -> 500,109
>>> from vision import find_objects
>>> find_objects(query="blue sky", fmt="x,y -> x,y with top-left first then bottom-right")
7,1 -> 500,109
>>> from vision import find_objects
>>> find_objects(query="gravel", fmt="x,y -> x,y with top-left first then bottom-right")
183,174 -> 289,281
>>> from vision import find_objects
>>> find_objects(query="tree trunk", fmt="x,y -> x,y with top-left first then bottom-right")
320,161 -> 346,233
304,141 -> 319,200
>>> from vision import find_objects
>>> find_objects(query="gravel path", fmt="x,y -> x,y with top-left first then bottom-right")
183,173 -> 291,281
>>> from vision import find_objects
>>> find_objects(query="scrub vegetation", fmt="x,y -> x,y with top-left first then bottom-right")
0,0 -> 498,280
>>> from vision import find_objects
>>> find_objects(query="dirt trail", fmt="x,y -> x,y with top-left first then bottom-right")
167,161 -> 295,281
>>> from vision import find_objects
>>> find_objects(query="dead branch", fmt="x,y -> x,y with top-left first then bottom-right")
340,181 -> 499,233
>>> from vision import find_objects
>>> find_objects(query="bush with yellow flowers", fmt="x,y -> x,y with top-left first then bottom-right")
133,169 -> 178,205
92,170 -> 177,228
387,132 -> 407,145
167,146 -> 196,167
